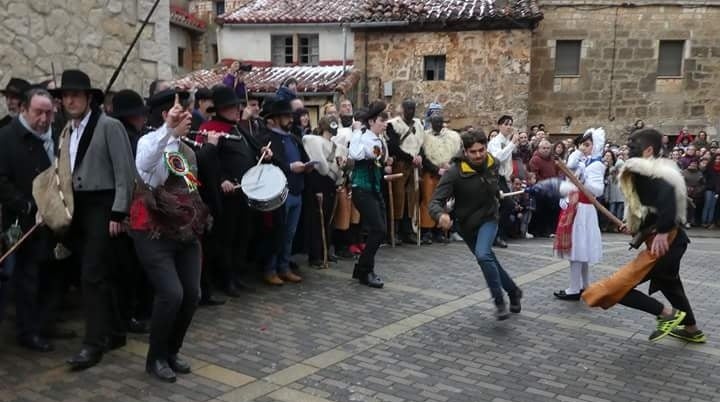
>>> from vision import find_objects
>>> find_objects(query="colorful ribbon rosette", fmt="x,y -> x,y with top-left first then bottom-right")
164,151 -> 201,191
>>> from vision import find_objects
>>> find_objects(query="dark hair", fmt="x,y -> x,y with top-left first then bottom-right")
530,125 -> 538,131
489,128 -> 499,135
630,128 -> 663,157
497,115 -> 513,126
147,99 -> 176,128
698,130 -> 707,137
461,129 -> 487,150
603,150 -> 617,166
22,88 -> 53,107
148,79 -> 167,97
553,141 -> 567,156
283,78 -> 298,87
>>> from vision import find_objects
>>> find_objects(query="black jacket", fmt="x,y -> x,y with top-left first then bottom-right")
429,155 -> 501,249
0,117 -> 57,232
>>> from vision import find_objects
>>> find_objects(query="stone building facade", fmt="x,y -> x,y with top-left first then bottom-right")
0,0 -> 173,113
354,29 -> 534,129
530,0 -> 720,140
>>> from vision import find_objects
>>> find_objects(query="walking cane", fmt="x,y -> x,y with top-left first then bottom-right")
414,167 -> 421,247
316,193 -> 329,269
0,222 -> 41,266
384,173 -> 404,248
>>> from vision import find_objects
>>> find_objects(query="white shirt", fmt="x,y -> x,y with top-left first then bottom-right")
69,111 -> 92,173
349,129 -> 385,161
487,132 -> 516,181
135,123 -> 180,188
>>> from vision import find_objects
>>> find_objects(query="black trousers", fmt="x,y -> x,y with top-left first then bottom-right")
71,191 -> 116,349
352,189 -> 387,271
216,193 -> 254,285
305,173 -> 336,262
110,234 -> 152,330
619,232 -> 696,326
131,232 -> 201,360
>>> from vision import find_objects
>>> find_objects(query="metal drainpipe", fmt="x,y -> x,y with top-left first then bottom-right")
342,24 -> 347,74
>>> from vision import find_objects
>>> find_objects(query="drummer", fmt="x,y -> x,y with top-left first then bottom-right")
197,86 -> 272,299
261,95 -> 315,286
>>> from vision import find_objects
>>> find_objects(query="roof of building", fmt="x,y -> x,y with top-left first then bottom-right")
172,64 -> 360,95
170,5 -> 207,31
218,0 -> 542,26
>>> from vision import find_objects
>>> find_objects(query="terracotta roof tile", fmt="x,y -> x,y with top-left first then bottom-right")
218,0 -> 541,25
172,65 -> 359,95
170,5 -> 207,31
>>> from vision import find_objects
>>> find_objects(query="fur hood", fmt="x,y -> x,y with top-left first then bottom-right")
619,157 -> 686,232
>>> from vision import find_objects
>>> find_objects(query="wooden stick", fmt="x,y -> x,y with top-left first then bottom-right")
500,190 -> 526,199
555,159 -> 624,228
0,222 -> 41,266
414,167 -> 420,247
316,193 -> 329,269
384,173 -> 404,247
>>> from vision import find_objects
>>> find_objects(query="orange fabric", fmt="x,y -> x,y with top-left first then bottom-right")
390,160 -> 418,219
420,172 -> 440,229
582,229 -> 678,309
334,186 -> 352,230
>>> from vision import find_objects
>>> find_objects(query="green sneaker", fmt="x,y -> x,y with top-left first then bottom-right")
669,327 -> 707,344
648,309 -> 686,342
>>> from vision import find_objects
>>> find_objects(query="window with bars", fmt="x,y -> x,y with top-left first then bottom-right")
215,1 -> 225,15
554,40 -> 581,76
657,40 -> 684,77
423,55 -> 446,81
299,34 -> 319,66
271,35 -> 294,66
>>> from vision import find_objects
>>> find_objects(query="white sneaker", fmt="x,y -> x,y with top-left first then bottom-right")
524,233 -> 534,239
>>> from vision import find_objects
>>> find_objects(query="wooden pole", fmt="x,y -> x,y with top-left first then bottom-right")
0,223 -> 41,266
316,193 -> 329,269
384,173 -> 403,248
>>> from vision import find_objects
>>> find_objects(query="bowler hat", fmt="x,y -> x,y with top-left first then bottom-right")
260,95 -> 293,119
1,77 -> 31,97
147,88 -> 190,111
208,85 -> 242,113
111,89 -> 148,118
49,70 -> 103,100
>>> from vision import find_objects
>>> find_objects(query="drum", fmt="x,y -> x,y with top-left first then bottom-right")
241,164 -> 288,211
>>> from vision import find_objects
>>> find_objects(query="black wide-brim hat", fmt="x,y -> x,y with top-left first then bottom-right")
111,89 -> 149,118
259,95 -> 293,119
1,77 -> 31,97
49,69 -> 103,100
208,85 -> 242,113
147,88 -> 191,111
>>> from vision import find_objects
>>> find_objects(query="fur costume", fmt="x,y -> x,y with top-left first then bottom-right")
619,157 -> 687,233
423,127 -> 462,167
388,117 -> 425,156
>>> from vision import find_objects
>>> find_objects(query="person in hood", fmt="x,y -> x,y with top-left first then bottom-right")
553,128 -> 607,301
429,129 -> 523,320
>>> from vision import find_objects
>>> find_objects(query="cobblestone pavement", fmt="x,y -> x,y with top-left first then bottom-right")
2,233 -> 720,402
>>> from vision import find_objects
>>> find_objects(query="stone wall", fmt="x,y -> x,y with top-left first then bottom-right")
529,3 -> 720,141
0,0 -> 173,114
353,29 -> 532,130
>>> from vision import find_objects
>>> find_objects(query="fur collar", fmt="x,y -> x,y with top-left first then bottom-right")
619,157 -> 686,232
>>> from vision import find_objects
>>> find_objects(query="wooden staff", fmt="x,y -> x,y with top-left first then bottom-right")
0,222 -> 41,266
384,173 -> 404,247
555,159 -> 624,228
500,190 -> 526,199
315,193 -> 329,269
414,167 -> 420,247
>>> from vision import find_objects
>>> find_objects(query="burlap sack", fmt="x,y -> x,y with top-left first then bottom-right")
32,124 -> 74,234
582,229 -> 677,309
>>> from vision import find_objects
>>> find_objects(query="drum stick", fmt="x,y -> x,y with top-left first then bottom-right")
383,173 -> 403,181
555,159 -> 624,228
316,193 -> 329,269
500,190 -> 526,199
255,141 -> 273,184
0,222 -> 41,266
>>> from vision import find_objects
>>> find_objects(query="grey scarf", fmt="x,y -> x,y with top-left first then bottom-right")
19,114 -> 54,162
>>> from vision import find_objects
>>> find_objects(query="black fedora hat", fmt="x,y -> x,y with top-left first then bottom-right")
260,95 -> 293,119
195,87 -> 212,101
49,69 -> 103,100
208,85 -> 242,113
1,77 -> 31,97
147,88 -> 190,111
111,89 -> 148,118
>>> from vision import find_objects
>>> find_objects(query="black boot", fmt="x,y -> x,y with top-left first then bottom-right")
509,288 -> 523,313
67,346 -> 103,370
352,264 -> 360,279
168,354 -> 191,374
359,270 -> 384,289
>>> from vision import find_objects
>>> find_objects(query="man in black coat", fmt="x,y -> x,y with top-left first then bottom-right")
0,88 -> 66,351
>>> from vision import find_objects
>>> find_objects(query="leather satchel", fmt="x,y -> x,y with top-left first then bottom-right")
32,124 -> 74,234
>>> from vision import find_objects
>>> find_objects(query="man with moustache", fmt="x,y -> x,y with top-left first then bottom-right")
49,70 -> 136,370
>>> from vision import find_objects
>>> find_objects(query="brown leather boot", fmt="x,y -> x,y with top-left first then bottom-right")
279,271 -> 302,283
264,274 -> 284,286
